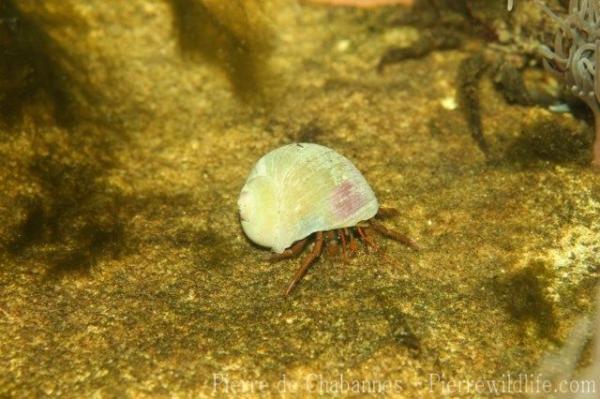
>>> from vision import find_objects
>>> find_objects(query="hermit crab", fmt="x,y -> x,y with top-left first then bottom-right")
238,143 -> 418,296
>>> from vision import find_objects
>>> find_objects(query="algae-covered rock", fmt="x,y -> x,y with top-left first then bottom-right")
0,0 -> 599,397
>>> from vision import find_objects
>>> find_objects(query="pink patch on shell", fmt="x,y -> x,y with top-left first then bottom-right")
330,180 -> 365,220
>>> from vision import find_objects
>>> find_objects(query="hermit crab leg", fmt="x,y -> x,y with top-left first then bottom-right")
347,228 -> 359,253
356,226 -> 379,251
269,239 -> 308,262
369,220 -> 419,250
325,231 -> 339,256
284,232 -> 324,296
338,229 -> 347,260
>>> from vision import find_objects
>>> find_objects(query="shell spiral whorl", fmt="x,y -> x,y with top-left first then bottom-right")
238,143 -> 379,253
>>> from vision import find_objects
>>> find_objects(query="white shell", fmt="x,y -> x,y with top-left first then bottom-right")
238,143 -> 379,253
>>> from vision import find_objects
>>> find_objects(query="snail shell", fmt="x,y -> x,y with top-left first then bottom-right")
238,143 -> 379,253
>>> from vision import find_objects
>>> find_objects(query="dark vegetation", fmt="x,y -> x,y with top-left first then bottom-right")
0,1 -> 124,277
7,129 -> 125,277
167,0 -> 274,100
456,53 -> 489,155
0,1 -> 95,128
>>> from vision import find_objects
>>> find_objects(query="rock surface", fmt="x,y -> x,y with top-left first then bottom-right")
1,0 -> 598,396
